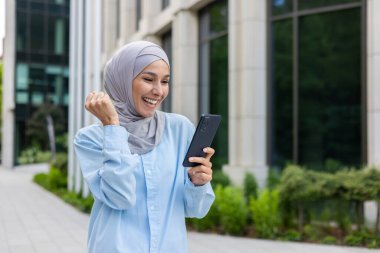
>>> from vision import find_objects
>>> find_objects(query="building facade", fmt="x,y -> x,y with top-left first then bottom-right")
67,0 -> 380,193
2,0 -> 70,167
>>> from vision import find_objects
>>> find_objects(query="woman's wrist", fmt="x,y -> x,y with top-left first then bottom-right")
102,117 -> 120,126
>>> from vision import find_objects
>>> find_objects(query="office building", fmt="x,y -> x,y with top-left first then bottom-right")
66,0 -> 379,192
2,0 -> 70,167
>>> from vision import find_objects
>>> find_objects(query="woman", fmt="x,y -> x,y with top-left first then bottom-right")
74,41 -> 215,253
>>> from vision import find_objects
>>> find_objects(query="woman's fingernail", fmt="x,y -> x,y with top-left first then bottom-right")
189,157 -> 194,162
203,148 -> 208,152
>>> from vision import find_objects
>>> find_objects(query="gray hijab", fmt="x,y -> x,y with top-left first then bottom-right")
104,41 -> 170,155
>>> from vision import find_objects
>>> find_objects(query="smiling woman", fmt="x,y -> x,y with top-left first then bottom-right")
74,41 -> 216,253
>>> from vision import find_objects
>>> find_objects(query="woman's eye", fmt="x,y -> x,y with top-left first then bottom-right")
143,78 -> 153,82
162,80 -> 169,85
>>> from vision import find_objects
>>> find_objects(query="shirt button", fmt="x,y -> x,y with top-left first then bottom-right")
147,170 -> 151,175
150,206 -> 155,210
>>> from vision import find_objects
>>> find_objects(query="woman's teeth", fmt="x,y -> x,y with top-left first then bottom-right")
143,97 -> 158,105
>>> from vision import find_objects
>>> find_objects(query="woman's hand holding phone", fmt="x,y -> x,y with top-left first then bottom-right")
187,147 -> 215,186
85,91 -> 120,126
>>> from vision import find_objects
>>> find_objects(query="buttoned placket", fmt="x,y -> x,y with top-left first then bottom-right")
141,153 -> 160,253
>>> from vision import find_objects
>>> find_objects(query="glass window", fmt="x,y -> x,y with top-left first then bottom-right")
136,0 -> 141,31
16,92 -> 28,104
199,0 -> 229,169
161,30 -> 172,112
30,13 -> 45,51
16,12 -> 27,51
270,2 -> 363,170
116,0 -> 120,39
30,2 -> 45,12
55,19 -> 65,54
209,1 -> 228,36
16,64 -> 29,89
298,0 -> 360,10
17,0 -> 28,10
162,0 -> 170,9
32,92 -> 44,105
298,9 -> 361,168
271,19 -> 293,168
272,0 -> 293,16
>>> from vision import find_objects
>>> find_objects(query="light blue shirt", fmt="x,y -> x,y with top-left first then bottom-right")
74,113 -> 215,253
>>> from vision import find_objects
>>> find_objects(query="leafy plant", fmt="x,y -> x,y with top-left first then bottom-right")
219,186 -> 248,235
26,103 -> 66,150
18,147 -> 51,164
191,185 -> 223,232
344,229 -> 379,247
280,229 -> 301,241
249,189 -> 281,238
243,172 -> 258,201
321,236 -> 338,245
211,170 -> 231,188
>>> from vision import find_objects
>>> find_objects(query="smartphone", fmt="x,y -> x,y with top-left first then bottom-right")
182,114 -> 221,167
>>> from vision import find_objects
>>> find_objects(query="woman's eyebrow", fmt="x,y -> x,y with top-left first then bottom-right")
141,71 -> 170,78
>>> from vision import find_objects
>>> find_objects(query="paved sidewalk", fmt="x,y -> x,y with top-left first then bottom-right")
0,165 -> 379,253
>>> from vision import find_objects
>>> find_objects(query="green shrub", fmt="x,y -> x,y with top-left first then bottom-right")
48,166 -> 67,190
344,229 -> 379,247
249,189 -> 281,238
321,236 -> 338,245
19,147 -> 51,164
192,185 -> 223,232
280,229 -> 301,241
219,186 -> 248,235
303,224 -> 321,242
52,152 -> 68,173
266,168 -> 281,190
211,170 -> 230,188
243,172 -> 258,201
62,192 -> 94,214
33,173 -> 49,189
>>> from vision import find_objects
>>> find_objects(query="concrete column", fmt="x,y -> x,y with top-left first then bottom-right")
119,0 -> 134,46
223,0 -> 268,187
68,0 -> 102,195
2,0 -> 16,169
141,0 -> 161,33
365,0 -> 380,227
367,0 -> 380,166
172,10 -> 199,124
103,0 -> 118,59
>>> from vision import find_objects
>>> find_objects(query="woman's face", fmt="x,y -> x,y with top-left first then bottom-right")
132,60 -> 170,118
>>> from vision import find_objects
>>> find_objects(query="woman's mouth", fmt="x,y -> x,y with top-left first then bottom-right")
143,97 -> 159,105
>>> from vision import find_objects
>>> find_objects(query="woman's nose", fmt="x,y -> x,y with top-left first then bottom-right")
152,83 -> 163,96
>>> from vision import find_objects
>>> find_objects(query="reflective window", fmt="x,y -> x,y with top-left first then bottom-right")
299,0 -> 360,10
16,64 -> 29,89
16,12 -> 27,51
199,1 -> 229,169
298,9 -> 361,168
136,0 -> 141,31
161,30 -> 172,112
16,92 -> 28,104
162,0 -> 170,9
14,0 -> 70,162
270,1 -> 364,169
271,19 -> 293,167
30,14 -> 45,50
272,0 -> 293,16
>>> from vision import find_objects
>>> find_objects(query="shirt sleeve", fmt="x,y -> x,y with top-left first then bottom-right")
184,174 -> 215,218
74,125 -> 140,210
181,118 -> 215,218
